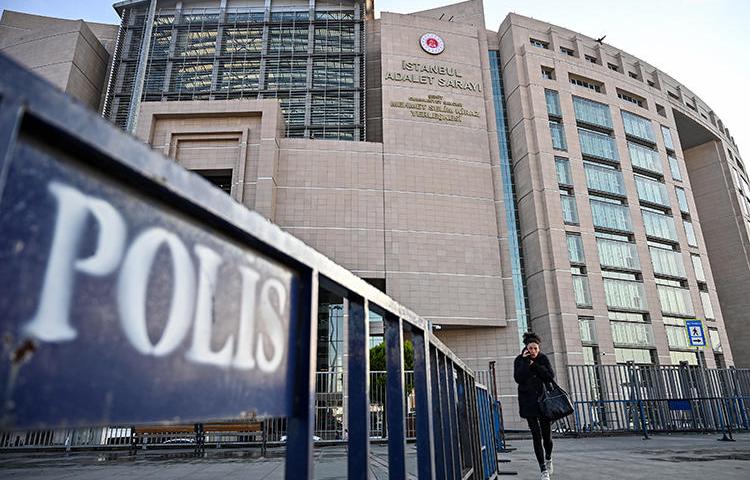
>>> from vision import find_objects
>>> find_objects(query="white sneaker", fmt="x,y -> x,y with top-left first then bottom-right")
545,459 -> 553,474
540,471 -> 550,480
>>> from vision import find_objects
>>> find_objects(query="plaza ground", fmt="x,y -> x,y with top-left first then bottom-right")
0,432 -> 748,479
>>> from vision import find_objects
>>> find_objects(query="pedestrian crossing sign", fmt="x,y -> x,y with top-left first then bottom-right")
685,320 -> 706,347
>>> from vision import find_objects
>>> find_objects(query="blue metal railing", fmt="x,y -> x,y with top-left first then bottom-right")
0,52 -> 501,478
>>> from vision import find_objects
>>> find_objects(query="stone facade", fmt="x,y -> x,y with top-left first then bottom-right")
0,10 -> 118,111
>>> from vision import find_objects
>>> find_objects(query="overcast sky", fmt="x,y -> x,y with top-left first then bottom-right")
1,0 -> 747,157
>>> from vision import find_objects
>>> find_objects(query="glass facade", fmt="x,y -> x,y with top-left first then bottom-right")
628,142 -> 662,174
573,96 -> 613,128
590,199 -> 632,231
489,50 -> 529,344
635,175 -> 669,206
579,128 -> 618,161
603,278 -> 647,310
642,209 -> 678,241
106,3 -> 364,140
649,246 -> 686,278
597,237 -> 640,270
585,162 -> 625,195
621,110 -> 656,142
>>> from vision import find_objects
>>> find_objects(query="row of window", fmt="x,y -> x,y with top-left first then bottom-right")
529,36 -> 659,90
580,314 -> 723,366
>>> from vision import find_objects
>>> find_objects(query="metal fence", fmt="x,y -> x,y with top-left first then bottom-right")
0,52 -> 502,479
568,363 -> 750,436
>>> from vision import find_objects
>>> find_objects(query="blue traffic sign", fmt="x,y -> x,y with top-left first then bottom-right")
685,320 -> 706,347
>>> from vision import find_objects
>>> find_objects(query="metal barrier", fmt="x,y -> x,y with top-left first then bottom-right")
0,53 -> 501,478
568,362 -> 750,437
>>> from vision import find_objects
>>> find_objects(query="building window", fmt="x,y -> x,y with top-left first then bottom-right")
585,161 -> 625,196
656,104 -> 666,117
647,80 -> 656,87
670,350 -> 698,365
531,38 -> 549,49
560,46 -> 575,56
603,277 -> 647,311
607,63 -> 620,72
683,219 -> 697,247
572,96 -> 613,129
708,328 -> 722,352
561,190 -> 579,224
545,89 -> 562,117
642,209 -> 678,241
569,74 -> 604,93
579,128 -> 618,161
572,268 -> 592,307
585,54 -> 598,64
556,156 -> 573,186
591,198 -> 633,232
611,320 -> 654,348
628,71 -> 639,80
668,154 -> 683,181
661,125 -> 675,150
615,348 -> 654,365
567,233 -> 586,264
617,88 -> 646,108
635,175 -> 669,206
621,110 -> 656,143
596,236 -> 640,270
656,282 -> 694,317
675,187 -> 689,213
628,142 -> 663,174
579,317 -> 597,345
541,66 -> 555,80
700,291 -> 715,319
649,245 -> 686,278
550,121 -> 567,150
691,254 -> 706,282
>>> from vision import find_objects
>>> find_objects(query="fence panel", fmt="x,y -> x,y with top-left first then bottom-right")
569,363 -> 750,435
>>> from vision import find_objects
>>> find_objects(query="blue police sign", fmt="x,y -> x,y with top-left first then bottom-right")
685,320 -> 706,347
0,143 -> 298,428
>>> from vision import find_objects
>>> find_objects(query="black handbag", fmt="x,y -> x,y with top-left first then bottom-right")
538,381 -> 574,421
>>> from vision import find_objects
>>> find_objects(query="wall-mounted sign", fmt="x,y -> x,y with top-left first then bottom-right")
390,94 -> 480,124
384,61 -> 482,93
420,33 -> 445,55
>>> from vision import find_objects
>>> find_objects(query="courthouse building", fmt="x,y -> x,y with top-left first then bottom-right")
3,0 -> 749,421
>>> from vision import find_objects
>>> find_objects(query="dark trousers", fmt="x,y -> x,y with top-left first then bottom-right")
527,416 -> 553,471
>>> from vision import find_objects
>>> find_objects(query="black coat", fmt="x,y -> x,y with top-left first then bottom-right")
513,351 -> 555,419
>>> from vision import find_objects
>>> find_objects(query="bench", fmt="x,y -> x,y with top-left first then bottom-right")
130,421 -> 266,455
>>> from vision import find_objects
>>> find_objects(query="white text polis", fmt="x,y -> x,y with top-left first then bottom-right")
22,182 -> 290,373
384,61 -> 482,93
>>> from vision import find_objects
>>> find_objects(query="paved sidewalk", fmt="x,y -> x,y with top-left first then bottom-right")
0,432 -> 748,479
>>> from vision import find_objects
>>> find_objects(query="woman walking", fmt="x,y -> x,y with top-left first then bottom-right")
514,332 -> 555,479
